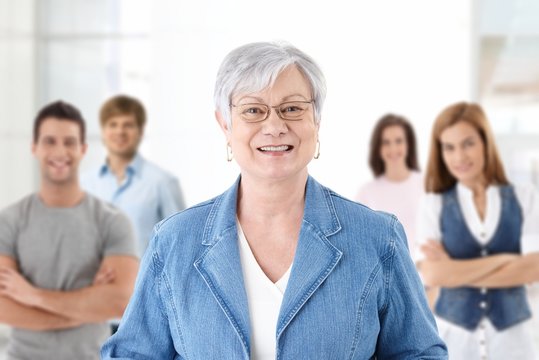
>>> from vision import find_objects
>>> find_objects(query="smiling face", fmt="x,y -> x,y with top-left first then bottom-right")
216,65 -> 319,184
380,125 -> 408,170
439,121 -> 486,187
32,117 -> 87,186
101,114 -> 143,159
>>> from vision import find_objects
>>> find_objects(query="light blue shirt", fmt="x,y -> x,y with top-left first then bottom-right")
101,176 -> 447,359
82,154 -> 185,255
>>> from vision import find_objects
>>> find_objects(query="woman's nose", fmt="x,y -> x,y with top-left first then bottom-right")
262,110 -> 288,136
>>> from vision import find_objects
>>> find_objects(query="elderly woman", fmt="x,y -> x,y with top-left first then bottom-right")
418,102 -> 539,359
101,41 -> 447,359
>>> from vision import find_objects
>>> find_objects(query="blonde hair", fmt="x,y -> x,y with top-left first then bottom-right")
100,95 -> 146,129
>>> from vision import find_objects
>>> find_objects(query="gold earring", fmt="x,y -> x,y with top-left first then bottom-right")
314,140 -> 320,159
226,143 -> 233,162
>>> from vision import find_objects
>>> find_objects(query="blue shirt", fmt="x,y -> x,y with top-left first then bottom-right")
82,154 -> 185,255
101,176 -> 447,359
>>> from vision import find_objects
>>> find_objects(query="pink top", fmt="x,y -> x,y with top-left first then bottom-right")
355,171 -> 423,257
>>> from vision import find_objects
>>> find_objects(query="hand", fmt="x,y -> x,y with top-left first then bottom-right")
0,266 -> 39,307
92,266 -> 116,286
420,240 -> 450,261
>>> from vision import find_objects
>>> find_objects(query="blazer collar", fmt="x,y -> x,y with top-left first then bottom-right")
195,175 -> 343,356
201,175 -> 342,245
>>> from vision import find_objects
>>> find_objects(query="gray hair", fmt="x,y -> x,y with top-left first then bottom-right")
214,41 -> 327,127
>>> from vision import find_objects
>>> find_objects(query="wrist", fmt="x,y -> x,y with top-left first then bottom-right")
28,287 -> 44,308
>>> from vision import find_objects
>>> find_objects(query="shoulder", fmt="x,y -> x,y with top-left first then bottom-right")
145,195 -> 220,267
360,177 -> 383,191
422,191 -> 443,208
355,177 -> 381,202
333,187 -> 387,217
328,188 -> 413,271
153,197 -> 216,238
409,171 -> 424,186
139,157 -> 178,182
0,194 -> 35,225
329,186 -> 401,240
83,193 -> 129,223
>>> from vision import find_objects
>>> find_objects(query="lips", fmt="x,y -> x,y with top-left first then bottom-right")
49,159 -> 70,168
258,145 -> 293,152
453,164 -> 473,172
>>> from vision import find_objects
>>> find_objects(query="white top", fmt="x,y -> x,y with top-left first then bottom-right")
237,220 -> 291,360
417,183 -> 539,360
356,171 -> 423,257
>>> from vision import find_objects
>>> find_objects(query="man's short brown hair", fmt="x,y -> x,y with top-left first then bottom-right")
100,95 -> 146,129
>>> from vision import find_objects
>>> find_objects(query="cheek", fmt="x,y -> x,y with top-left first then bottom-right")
441,151 -> 453,168
400,143 -> 408,154
380,144 -> 391,155
474,150 -> 486,168
230,128 -> 254,147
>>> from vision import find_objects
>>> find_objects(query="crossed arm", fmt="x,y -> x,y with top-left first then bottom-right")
418,240 -> 539,288
0,254 -> 138,330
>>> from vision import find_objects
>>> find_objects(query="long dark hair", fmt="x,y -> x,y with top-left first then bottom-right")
368,114 -> 419,177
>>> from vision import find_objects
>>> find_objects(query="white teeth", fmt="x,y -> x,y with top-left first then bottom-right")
259,145 -> 290,152
50,160 -> 68,167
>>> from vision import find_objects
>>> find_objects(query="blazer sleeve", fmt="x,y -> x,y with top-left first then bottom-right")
376,218 -> 448,359
101,229 -> 179,359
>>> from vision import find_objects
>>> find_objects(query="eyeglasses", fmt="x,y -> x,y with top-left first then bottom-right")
230,100 -> 314,123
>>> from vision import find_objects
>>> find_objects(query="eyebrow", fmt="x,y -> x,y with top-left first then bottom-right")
237,93 -> 310,103
441,135 -> 477,146
41,135 -> 79,141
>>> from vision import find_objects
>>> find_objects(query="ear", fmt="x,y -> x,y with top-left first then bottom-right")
215,111 -> 231,140
81,143 -> 88,155
31,141 -> 37,156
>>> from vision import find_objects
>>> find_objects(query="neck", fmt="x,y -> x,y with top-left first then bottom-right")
237,172 -> 308,223
39,181 -> 85,207
384,163 -> 410,182
107,153 -> 135,181
460,179 -> 487,197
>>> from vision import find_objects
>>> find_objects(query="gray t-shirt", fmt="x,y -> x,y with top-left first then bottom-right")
0,193 -> 137,360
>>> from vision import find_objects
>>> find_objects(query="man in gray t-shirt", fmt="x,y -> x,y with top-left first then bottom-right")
0,101 -> 139,360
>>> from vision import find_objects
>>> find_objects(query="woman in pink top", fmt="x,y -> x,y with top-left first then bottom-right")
356,114 -> 423,256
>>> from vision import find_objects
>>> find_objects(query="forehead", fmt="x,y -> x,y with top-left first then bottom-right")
382,125 -> 406,138
38,117 -> 81,138
105,114 -> 137,124
440,121 -> 480,143
234,66 -> 311,102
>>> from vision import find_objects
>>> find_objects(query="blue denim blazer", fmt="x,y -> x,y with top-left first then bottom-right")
102,176 -> 447,359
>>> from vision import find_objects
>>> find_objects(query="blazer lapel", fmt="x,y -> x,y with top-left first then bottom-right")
194,178 -> 251,358
193,176 -> 343,352
277,176 -> 343,338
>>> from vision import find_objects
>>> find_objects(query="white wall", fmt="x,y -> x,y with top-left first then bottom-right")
0,0 -> 37,208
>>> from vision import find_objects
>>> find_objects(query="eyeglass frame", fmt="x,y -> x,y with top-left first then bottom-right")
229,100 -> 315,123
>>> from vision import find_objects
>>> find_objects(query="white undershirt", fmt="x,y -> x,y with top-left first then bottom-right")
417,183 -> 539,360
237,220 -> 291,360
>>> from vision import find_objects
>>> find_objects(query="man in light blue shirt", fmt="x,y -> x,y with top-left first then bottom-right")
82,95 -> 185,256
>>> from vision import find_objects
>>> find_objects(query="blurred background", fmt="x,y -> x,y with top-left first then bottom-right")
2,0 -> 539,208
1,0 -> 538,356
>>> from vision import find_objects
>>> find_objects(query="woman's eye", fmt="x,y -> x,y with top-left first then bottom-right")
282,106 -> 301,113
243,106 -> 264,114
